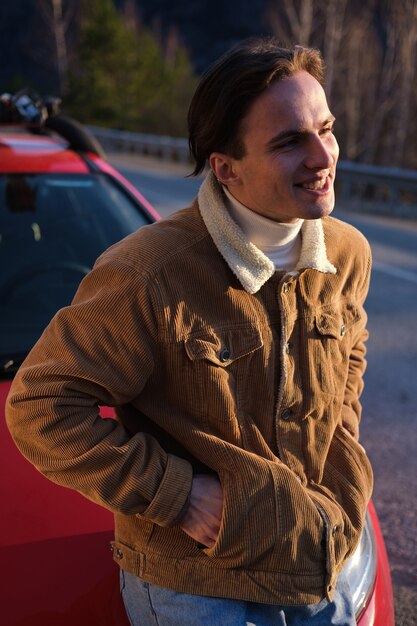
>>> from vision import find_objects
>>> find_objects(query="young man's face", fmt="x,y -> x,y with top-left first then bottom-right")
211,70 -> 339,223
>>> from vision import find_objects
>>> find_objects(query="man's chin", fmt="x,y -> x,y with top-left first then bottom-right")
319,203 -> 335,218
312,193 -> 335,219
302,202 -> 335,220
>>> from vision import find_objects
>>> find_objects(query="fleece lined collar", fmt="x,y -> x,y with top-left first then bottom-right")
198,171 -> 337,294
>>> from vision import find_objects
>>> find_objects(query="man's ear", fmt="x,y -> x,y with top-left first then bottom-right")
209,153 -> 241,186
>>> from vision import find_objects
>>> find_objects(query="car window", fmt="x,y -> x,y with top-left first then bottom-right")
0,173 -> 152,363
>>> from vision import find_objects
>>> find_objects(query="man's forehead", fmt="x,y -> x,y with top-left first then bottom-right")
242,72 -> 332,135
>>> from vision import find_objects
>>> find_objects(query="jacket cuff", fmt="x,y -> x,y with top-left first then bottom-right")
138,454 -> 193,527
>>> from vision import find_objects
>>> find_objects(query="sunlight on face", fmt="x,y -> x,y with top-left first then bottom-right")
219,71 -> 339,223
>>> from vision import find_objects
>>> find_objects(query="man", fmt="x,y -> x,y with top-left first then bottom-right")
6,38 -> 373,625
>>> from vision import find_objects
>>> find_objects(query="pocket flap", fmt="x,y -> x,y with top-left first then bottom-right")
315,304 -> 361,339
184,328 -> 263,366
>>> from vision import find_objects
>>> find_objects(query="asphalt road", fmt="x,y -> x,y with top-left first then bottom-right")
111,154 -> 417,622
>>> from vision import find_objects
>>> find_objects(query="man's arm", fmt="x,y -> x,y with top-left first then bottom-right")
340,239 -> 372,440
6,259 -> 193,527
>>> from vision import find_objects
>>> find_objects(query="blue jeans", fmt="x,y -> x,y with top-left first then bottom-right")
120,569 -> 356,626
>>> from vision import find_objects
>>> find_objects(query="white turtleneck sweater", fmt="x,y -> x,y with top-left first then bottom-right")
223,186 -> 303,271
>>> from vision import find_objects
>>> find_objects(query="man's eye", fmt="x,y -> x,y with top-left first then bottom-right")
275,137 -> 298,149
321,125 -> 335,135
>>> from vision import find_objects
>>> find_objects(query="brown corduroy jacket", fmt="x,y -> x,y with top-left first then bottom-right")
6,172 -> 373,605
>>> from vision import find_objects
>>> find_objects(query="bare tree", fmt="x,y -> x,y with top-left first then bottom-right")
342,15 -> 368,161
37,0 -> 77,95
390,0 -> 417,166
356,0 -> 417,168
265,0 -> 316,45
321,0 -> 348,101
361,12 -> 400,165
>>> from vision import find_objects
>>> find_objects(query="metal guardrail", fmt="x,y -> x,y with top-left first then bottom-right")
89,126 -> 417,219
88,126 -> 190,163
335,160 -> 417,218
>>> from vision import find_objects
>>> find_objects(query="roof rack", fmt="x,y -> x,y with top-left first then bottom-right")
0,88 -> 105,157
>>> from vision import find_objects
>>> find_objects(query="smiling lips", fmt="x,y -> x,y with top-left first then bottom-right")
297,173 -> 333,192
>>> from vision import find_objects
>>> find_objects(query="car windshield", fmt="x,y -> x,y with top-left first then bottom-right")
0,173 -> 152,367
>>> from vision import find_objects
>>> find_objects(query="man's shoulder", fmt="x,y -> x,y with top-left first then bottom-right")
323,215 -> 371,287
323,214 -> 370,254
98,202 -> 210,275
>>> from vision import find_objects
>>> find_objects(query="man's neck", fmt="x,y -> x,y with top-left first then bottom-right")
223,186 -> 303,270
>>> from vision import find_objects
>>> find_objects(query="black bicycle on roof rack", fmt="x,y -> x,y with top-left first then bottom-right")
0,88 -> 105,157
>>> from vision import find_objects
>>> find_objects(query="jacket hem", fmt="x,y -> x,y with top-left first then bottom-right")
111,540 -> 329,605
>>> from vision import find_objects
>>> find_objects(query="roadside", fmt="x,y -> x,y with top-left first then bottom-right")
107,151 -> 197,179
395,586 -> 417,626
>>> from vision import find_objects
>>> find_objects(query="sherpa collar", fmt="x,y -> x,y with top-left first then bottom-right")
198,171 -> 337,294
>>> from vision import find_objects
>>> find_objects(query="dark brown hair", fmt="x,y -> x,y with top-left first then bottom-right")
187,37 -> 325,176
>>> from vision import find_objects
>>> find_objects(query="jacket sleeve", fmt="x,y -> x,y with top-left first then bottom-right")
5,257 -> 193,526
340,239 -> 372,440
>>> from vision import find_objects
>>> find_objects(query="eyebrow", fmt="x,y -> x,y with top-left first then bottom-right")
266,115 -> 336,150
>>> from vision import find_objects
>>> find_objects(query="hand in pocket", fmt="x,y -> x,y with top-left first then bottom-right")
178,474 -> 223,548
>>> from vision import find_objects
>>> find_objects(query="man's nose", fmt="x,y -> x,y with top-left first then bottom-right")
305,135 -> 336,170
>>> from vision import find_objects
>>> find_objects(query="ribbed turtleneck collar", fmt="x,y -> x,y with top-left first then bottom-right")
223,186 -> 303,271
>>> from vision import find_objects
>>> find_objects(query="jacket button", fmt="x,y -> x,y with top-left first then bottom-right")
281,408 -> 292,420
219,348 -> 231,362
332,524 -> 341,535
282,282 -> 290,293
115,548 -> 124,559
340,324 -> 346,337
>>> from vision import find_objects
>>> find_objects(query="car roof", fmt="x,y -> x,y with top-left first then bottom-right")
0,129 -> 91,174
0,109 -> 160,220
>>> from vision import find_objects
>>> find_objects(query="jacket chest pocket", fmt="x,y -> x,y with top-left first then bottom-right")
311,304 -> 361,395
183,328 -> 263,424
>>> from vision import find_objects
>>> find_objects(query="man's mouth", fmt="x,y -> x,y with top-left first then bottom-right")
300,179 -> 326,190
297,175 -> 332,192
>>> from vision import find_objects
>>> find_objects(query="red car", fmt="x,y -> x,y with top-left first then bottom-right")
0,92 -> 394,625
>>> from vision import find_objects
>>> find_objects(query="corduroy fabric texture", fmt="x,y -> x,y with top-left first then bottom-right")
6,176 -> 373,605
